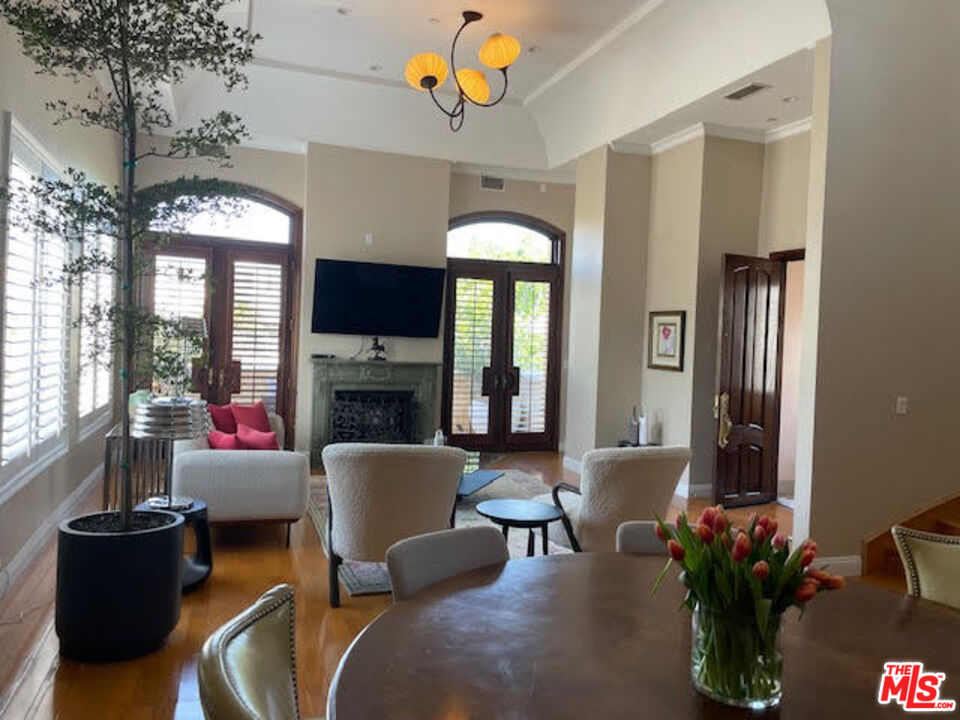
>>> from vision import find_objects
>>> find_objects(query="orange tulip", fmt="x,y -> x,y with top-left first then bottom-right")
731,532 -> 751,562
752,560 -> 770,581
668,539 -> 685,562
699,506 -> 717,528
800,549 -> 816,567
806,567 -> 830,583
753,525 -> 767,545
713,513 -> 727,533
767,520 -> 778,537
696,523 -> 714,545
795,580 -> 818,603
823,574 -> 846,589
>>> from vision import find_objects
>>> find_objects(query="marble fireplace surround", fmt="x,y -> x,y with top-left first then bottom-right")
310,357 -> 441,468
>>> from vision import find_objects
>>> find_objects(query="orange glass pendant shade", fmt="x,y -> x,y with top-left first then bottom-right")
456,68 -> 490,103
405,52 -> 448,90
478,32 -> 521,69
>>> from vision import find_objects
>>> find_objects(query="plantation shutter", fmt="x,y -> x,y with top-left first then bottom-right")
229,260 -> 283,412
450,276 -> 494,436
79,235 -> 115,419
1,134 -> 70,472
510,280 -> 551,434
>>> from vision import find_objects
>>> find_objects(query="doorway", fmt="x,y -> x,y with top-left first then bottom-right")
141,189 -> 302,446
713,249 -> 804,508
441,213 -> 564,452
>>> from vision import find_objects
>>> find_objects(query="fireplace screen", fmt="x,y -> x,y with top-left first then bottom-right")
330,390 -> 417,444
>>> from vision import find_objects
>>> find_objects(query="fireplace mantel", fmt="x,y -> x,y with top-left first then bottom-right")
310,357 -> 441,468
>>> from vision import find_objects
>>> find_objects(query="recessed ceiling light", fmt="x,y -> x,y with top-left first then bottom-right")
369,64 -> 382,72
336,7 -> 350,16
528,46 -> 540,54
767,117 -> 779,123
428,17 -> 440,24
782,95 -> 800,104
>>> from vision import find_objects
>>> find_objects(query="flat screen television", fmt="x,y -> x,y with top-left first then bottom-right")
311,258 -> 446,338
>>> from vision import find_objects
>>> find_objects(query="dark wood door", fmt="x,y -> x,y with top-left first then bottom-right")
442,259 -> 561,452
714,254 -> 785,506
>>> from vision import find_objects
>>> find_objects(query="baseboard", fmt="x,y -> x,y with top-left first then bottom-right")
675,483 -> 712,499
814,555 -> 861,577
562,455 -> 581,475
1,465 -> 102,600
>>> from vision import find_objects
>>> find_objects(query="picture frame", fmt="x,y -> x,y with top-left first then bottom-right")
647,311 -> 686,371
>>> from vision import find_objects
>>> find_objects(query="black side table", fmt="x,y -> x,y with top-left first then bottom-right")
136,497 -> 212,592
476,499 -> 563,557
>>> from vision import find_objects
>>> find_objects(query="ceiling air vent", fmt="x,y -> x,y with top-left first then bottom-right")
724,83 -> 770,101
480,175 -> 505,192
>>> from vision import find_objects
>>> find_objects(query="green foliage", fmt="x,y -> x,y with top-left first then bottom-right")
0,0 -> 259,526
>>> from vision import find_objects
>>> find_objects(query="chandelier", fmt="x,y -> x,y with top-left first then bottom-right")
405,11 -> 521,132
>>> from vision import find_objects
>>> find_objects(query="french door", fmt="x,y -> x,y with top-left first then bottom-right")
441,259 -> 562,452
145,241 -> 297,444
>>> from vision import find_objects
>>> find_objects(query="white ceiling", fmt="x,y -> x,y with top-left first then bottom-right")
227,0 -> 649,102
168,0 -> 830,172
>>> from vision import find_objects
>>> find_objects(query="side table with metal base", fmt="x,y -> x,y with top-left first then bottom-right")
137,496 -> 212,592
476,499 -> 563,557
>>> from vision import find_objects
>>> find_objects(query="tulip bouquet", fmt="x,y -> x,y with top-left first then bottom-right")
652,506 -> 844,709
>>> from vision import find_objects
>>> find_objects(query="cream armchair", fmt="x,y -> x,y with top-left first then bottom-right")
173,413 -> 310,545
321,443 -> 467,607
891,525 -> 960,610
535,446 -> 691,552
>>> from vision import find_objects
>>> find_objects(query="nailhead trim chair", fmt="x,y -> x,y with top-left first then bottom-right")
891,525 -> 960,610
199,584 -> 300,720
386,526 -> 509,602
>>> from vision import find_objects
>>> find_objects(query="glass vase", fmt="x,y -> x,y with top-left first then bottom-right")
690,602 -> 784,709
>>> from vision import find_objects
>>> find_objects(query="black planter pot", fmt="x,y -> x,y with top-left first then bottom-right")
56,510 -> 185,662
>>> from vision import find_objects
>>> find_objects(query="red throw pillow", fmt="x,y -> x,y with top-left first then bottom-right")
208,404 -> 237,433
230,401 -> 272,433
237,423 -> 280,450
208,430 -> 245,450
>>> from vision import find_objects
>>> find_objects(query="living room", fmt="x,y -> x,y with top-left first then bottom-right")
1,1 -> 959,718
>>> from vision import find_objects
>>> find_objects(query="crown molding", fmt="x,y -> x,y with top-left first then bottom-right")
608,141 -> 651,156
765,116 -> 813,143
703,123 -> 766,144
523,0 -> 665,106
650,123 -> 705,155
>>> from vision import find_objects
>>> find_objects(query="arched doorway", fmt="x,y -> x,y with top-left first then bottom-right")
442,212 -> 564,452
142,187 -> 302,446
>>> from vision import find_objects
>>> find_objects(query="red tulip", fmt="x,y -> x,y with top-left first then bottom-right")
752,560 -> 770,581
722,532 -> 734,549
731,532 -> 751,562
675,513 -> 686,531
713,513 -> 727,534
655,523 -> 667,543
753,525 -> 767,545
757,515 -> 771,530
697,523 -> 714,545
800,549 -> 816,567
803,539 -> 818,553
767,520 -> 778,537
823,574 -> 846,590
795,580 -> 818,603
699,506 -> 717,529
668,539 -> 685,562
772,534 -> 787,550
806,567 -> 830,583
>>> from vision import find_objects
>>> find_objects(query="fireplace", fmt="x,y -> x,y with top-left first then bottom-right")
330,389 -> 416,444
310,358 -> 440,468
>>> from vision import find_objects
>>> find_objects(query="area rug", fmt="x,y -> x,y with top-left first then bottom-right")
307,469 -> 571,597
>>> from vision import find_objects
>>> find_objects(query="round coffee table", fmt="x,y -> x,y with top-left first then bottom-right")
475,499 -> 563,556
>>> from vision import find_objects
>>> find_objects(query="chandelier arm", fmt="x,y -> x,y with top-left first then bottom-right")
449,16 -> 473,99
462,68 -> 509,108
428,87 -> 460,119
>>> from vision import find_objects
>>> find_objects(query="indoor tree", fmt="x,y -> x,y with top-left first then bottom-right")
0,0 -> 259,531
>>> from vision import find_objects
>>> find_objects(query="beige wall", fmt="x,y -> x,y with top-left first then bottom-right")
689,137 -> 765,491
640,137 -> 705,487
563,148 -> 607,462
294,143 -> 451,449
0,21 -> 120,567
758,132 -> 811,257
448,173 -> 576,449
798,0 -> 960,556
136,138 -> 306,209
778,260 -> 804,495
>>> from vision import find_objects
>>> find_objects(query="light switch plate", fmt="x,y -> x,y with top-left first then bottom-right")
894,396 -> 909,415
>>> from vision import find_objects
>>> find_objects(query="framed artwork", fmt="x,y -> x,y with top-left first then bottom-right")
648,311 -> 686,371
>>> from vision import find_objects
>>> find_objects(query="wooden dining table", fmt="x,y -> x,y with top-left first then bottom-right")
327,553 -> 960,719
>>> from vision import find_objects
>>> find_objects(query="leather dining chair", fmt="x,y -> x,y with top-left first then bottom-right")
386,526 -> 509,601
322,443 -> 467,607
891,525 -> 960,610
198,584 -> 300,720
535,446 -> 691,552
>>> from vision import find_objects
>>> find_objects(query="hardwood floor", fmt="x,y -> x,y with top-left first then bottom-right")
0,452 -> 791,719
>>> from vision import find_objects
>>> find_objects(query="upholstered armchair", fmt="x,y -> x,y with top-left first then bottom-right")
321,443 -> 467,607
172,413 -> 310,545
198,584 -> 300,720
535,446 -> 691,552
891,525 -> 960,610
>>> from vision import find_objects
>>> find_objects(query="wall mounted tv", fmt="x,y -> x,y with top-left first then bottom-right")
311,259 -> 446,338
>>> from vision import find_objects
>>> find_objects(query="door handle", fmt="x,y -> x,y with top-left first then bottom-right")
717,392 -> 732,449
